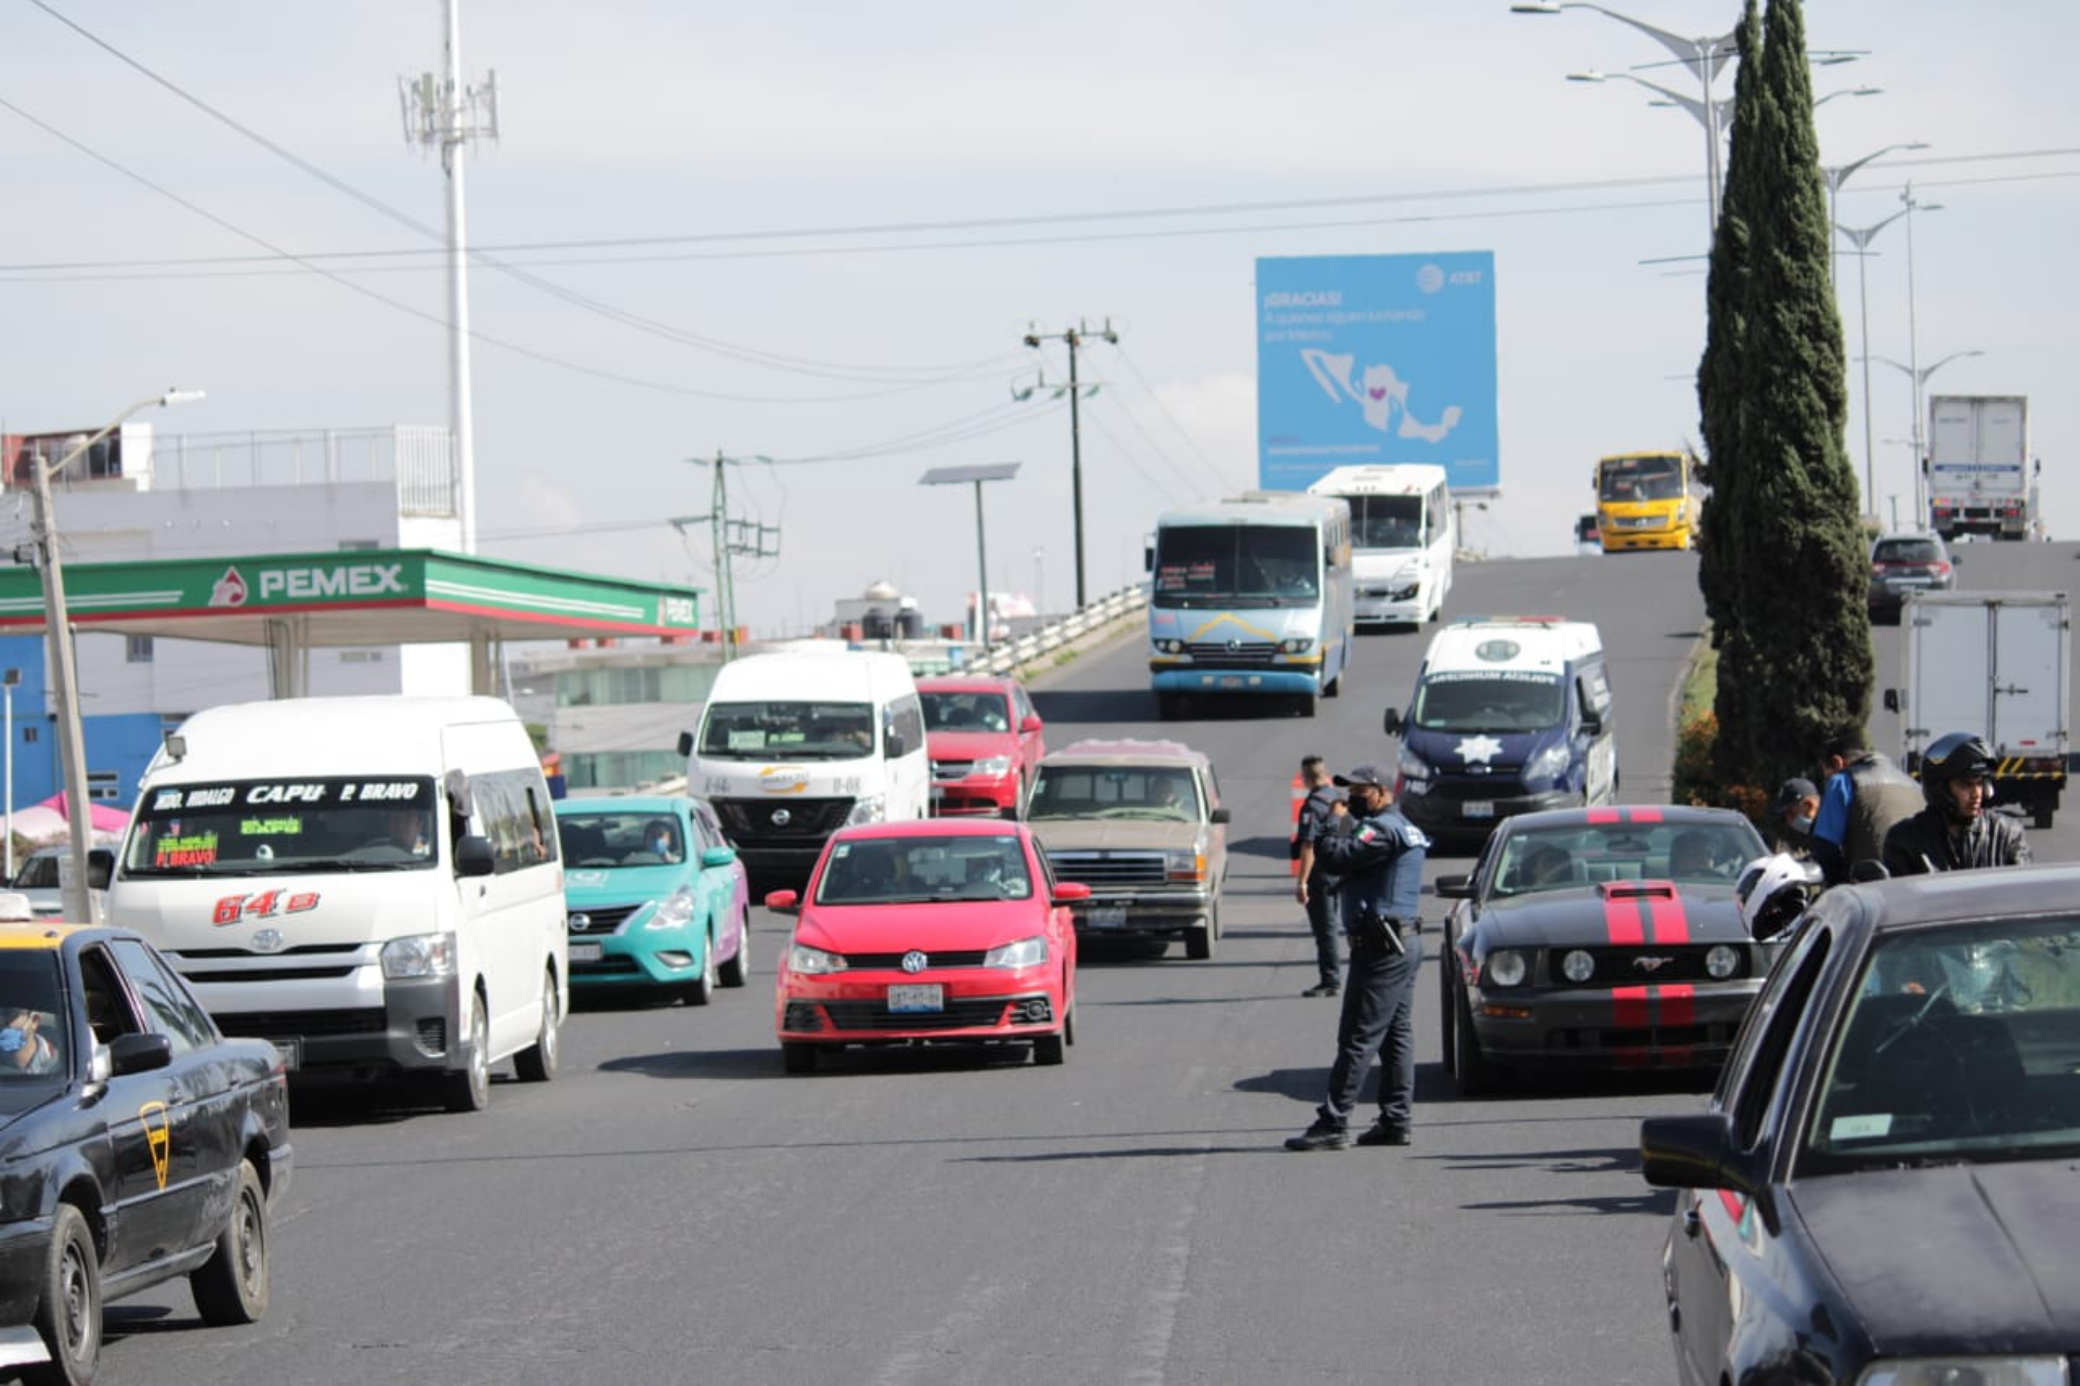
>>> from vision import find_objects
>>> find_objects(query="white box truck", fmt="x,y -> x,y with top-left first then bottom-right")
1926,394 -> 2037,542
1884,590 -> 2070,828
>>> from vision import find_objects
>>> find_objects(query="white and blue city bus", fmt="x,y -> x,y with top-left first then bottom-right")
1146,491 -> 1354,719
1305,463 -> 1454,627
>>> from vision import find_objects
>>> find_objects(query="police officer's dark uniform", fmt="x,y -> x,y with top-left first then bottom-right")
1293,762 -> 1345,998
1285,764 -> 1429,1152
1882,732 -> 2031,876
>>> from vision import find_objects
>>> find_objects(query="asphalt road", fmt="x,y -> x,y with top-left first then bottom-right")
75,543 -> 2080,1386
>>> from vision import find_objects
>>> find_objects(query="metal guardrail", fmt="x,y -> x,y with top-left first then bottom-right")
971,585 -> 1147,676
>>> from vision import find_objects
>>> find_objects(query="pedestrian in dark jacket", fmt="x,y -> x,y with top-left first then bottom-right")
1285,764 -> 1429,1152
1293,755 -> 1346,998
1883,733 -> 2031,876
1811,732 -> 1922,884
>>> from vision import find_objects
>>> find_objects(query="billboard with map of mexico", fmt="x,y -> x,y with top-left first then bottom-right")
1256,252 -> 1498,493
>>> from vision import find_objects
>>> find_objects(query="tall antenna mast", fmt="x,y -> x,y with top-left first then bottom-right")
400,0 -> 498,553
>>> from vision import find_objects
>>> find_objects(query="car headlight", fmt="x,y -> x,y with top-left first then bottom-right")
845,794 -> 888,826
381,932 -> 457,980
969,755 -> 1014,777
646,886 -> 697,930
983,936 -> 1048,969
1165,849 -> 1207,883
786,942 -> 847,975
1525,741 -> 1572,782
1705,945 -> 1742,980
1485,949 -> 1528,988
1858,1359 -> 2071,1386
1559,949 -> 1595,984
1278,637 -> 1315,654
1397,746 -> 1432,784
1153,638 -> 1187,655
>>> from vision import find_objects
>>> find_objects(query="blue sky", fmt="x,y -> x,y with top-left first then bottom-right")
4,1 -> 2074,635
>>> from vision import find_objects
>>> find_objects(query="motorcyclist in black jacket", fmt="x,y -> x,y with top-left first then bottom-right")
1881,733 -> 2032,876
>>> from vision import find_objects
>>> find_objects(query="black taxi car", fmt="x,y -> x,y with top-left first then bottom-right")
1435,805 -> 1770,1095
1642,865 -> 2080,1386
0,912 -> 291,1385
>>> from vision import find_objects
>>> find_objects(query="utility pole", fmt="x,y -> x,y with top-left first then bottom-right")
674,453 -> 780,661
400,0 -> 498,553
1022,319 -> 1118,610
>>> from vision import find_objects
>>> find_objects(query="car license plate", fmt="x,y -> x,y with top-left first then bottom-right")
1219,676 -> 1244,689
1463,801 -> 1495,820
569,942 -> 603,962
888,983 -> 944,1013
269,1038 -> 300,1073
1090,905 -> 1128,929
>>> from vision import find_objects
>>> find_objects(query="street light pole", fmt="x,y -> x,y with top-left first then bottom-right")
1822,141 -> 1928,285
1901,182 -> 1942,522
920,465 -> 1021,654
1864,350 -> 1983,529
1837,207 -> 1909,514
31,389 -> 205,921
1515,4 -> 1736,233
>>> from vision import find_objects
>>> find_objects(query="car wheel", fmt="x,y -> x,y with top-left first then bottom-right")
1064,991 -> 1077,1047
1002,776 -> 1025,821
1453,984 -> 1501,1097
1154,691 -> 1182,721
514,971 -> 560,1082
1294,692 -> 1317,718
719,910 -> 751,988
190,1160 -> 270,1326
444,994 -> 491,1113
1032,1028 -> 1066,1066
2033,800 -> 2056,831
781,1042 -> 818,1075
33,1203 -> 99,1386
1186,903 -> 1218,961
683,934 -> 717,1007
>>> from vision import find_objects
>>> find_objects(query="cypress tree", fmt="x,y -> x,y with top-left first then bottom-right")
1696,0 -> 1764,787
1735,0 -> 1872,792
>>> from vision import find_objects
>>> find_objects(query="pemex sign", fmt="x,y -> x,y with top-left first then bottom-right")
0,548 -> 702,636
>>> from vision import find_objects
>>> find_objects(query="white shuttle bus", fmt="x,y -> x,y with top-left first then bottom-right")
679,650 -> 931,884
1306,463 -> 1454,627
108,696 -> 567,1113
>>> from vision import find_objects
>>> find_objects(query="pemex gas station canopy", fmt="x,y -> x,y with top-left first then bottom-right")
0,547 -> 703,695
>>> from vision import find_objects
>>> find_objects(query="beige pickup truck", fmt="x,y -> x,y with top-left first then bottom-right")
1023,739 -> 1230,959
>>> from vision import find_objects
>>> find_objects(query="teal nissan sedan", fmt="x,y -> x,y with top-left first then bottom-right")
553,796 -> 752,1004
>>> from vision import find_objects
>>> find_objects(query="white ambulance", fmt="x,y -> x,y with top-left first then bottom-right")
107,696 -> 567,1113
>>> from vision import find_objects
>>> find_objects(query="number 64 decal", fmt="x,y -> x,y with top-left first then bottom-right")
211,890 -> 320,926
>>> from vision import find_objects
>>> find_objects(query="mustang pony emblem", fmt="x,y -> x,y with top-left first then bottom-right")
1632,955 -> 1675,974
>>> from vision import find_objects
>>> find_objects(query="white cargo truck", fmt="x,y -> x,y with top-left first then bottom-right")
1883,590 -> 2070,828
1926,394 -> 2037,542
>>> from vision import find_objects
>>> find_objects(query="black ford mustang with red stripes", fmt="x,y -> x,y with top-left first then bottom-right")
1435,805 -> 1771,1095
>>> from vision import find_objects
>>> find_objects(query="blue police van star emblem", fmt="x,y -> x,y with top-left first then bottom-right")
1456,734 -> 1504,765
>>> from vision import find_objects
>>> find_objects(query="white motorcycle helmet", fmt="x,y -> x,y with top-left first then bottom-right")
1735,853 -> 1819,942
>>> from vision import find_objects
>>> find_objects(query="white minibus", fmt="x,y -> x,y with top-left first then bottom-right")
1307,463 -> 1454,626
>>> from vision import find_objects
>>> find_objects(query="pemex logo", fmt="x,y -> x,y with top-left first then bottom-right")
209,566 -> 248,607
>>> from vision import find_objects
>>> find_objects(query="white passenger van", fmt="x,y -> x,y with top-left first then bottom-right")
678,650 -> 930,884
107,696 -> 567,1113
1306,463 -> 1454,626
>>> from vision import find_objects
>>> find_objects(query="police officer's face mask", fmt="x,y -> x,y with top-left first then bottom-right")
1792,814 -> 1814,834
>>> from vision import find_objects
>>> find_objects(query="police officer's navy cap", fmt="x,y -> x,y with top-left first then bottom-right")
1773,777 -> 1817,812
1333,764 -> 1390,788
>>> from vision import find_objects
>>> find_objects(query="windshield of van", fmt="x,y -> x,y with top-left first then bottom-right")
1411,672 -> 1566,732
1152,525 -> 1319,608
1342,494 -> 1423,552
121,777 -> 440,877
698,701 -> 876,761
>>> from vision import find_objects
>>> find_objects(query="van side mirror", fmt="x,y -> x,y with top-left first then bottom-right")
764,889 -> 800,915
1882,689 -> 1900,714
1382,708 -> 1403,737
1579,710 -> 1603,738
700,845 -> 737,869
884,732 -> 905,759
677,731 -> 694,757
1209,806 -> 1231,824
1020,714 -> 1043,734
455,835 -> 496,877
1143,542 -> 1154,573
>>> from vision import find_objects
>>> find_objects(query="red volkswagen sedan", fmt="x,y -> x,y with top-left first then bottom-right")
766,820 -> 1084,1073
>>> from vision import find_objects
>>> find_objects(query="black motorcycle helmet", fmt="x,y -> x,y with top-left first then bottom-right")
1920,732 -> 1996,820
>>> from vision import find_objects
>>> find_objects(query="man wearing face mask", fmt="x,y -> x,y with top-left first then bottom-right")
1773,777 -> 1820,858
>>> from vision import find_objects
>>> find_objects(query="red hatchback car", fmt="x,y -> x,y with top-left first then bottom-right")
917,675 -> 1047,818
766,820 -> 1086,1073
